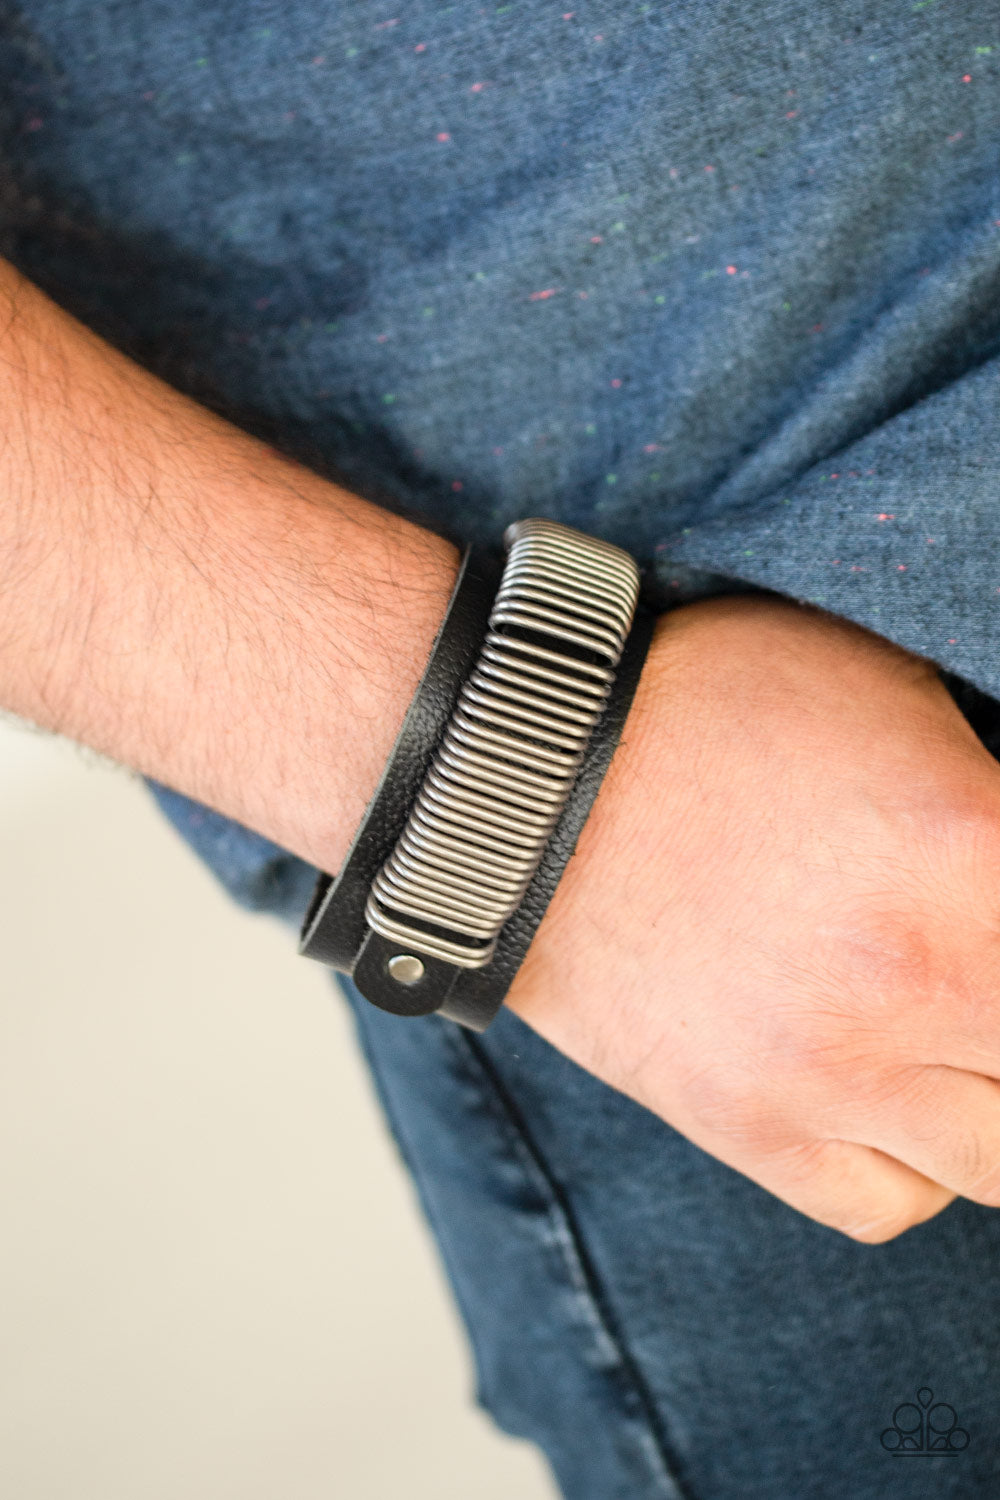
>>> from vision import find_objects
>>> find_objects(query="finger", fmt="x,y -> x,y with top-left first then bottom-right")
842,1062 -> 1000,1208
742,1135 -> 956,1242
673,1090 -> 957,1241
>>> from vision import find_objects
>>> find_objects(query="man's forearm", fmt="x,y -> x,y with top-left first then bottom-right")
0,259 -> 460,875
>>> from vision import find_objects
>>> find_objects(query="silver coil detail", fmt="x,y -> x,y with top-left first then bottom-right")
364,518 -> 641,969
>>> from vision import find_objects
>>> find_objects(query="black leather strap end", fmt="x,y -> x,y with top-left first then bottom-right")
349,929 -> 462,1017
298,541 -> 503,972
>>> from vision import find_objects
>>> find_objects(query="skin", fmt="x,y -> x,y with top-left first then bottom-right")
509,595 -> 1000,1240
4,258 -> 999,1242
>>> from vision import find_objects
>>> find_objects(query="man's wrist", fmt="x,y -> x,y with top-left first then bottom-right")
228,501 -> 462,879
106,468 -> 464,880
0,258 -> 462,877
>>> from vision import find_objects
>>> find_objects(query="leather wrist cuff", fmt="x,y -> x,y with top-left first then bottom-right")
298,541 -> 502,971
299,520 -> 654,1031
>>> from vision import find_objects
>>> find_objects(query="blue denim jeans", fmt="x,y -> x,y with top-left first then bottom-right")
306,961 -> 999,1499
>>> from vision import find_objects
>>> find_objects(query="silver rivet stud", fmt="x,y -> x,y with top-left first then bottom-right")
387,953 -> 425,985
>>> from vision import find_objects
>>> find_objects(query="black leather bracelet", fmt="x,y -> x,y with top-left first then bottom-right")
298,540 -> 503,971
299,519 -> 654,1031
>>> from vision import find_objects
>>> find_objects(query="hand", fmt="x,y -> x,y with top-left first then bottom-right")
506,593 -> 1000,1242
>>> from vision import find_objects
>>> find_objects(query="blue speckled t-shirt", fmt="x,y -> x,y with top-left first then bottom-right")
2,0 -> 1000,913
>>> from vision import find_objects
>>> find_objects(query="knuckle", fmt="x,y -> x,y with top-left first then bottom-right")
784,1184 -> 915,1243
819,902 -> 942,1009
774,1137 -> 942,1244
849,1062 -> 929,1121
947,1131 -> 993,1196
837,1214 -> 914,1245
804,900 -> 974,1053
916,785 -> 1000,872
960,1153 -> 1000,1207
817,1192 -> 923,1245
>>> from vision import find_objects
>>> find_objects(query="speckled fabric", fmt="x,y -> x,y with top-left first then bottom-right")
3,0 -> 1000,905
5,8 -> 1000,1494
